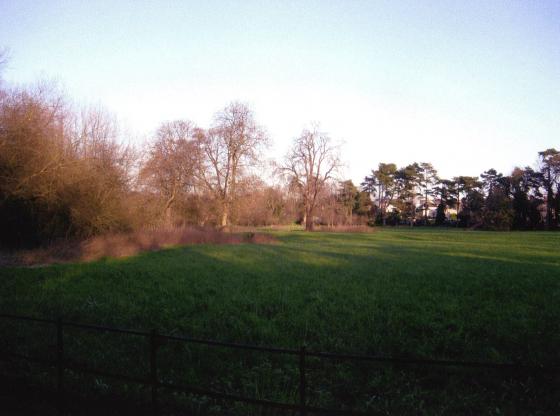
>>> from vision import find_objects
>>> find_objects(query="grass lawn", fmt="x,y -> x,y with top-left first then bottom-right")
1,228 -> 559,414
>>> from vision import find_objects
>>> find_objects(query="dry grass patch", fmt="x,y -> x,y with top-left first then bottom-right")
1,227 -> 277,266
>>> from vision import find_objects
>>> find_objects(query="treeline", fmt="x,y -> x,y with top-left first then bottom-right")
0,77 -> 347,247
1,68 -> 559,247
362,159 -> 560,230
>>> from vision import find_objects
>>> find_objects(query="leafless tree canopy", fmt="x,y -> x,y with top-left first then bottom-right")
281,126 -> 342,230
197,102 -> 268,227
140,120 -> 201,225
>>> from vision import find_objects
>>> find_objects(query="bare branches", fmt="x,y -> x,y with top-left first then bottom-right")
280,125 -> 342,230
139,120 -> 200,226
197,102 -> 268,227
0,84 -> 136,245
0,47 -> 9,86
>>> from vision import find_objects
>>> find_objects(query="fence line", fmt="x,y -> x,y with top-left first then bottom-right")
0,312 -> 556,415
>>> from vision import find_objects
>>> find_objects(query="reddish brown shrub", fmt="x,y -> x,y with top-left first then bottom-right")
1,227 -> 277,266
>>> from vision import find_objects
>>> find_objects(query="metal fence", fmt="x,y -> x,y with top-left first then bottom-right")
0,312 -> 557,415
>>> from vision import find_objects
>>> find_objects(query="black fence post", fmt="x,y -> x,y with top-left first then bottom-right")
56,318 -> 64,415
299,345 -> 307,416
150,329 -> 159,416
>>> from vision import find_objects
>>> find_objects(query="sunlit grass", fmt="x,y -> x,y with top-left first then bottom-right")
1,228 -> 559,413
2,228 -> 559,359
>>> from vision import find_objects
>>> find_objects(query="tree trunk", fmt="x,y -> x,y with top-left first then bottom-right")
546,180 -> 554,230
456,192 -> 460,227
554,184 -> 560,228
164,194 -> 175,227
221,202 -> 229,228
165,206 -> 173,227
304,206 -> 313,231
379,190 -> 384,226
424,189 -> 428,222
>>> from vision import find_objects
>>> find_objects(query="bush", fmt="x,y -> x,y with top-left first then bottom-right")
0,85 -> 133,248
1,227 -> 277,266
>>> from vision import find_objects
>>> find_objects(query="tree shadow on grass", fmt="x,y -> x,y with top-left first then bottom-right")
1,238 -> 560,415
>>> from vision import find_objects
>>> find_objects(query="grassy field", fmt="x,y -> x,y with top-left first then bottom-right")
1,228 -> 559,414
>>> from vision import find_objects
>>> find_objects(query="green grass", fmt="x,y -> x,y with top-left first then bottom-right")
1,228 -> 559,414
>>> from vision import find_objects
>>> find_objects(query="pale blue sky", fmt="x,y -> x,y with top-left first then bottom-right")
1,0 -> 559,183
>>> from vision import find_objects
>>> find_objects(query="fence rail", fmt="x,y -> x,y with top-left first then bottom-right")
0,312 -> 557,415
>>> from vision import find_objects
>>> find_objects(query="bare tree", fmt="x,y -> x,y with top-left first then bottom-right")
140,120 -> 200,226
0,47 -> 8,84
281,126 -> 341,231
0,84 -> 69,204
68,107 -> 136,235
197,102 -> 268,227
0,47 -> 8,66
0,48 -> 8,101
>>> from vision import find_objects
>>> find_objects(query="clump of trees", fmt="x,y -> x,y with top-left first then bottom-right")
0,57 -> 345,247
137,102 -> 271,230
361,154 -> 560,231
1,50 -> 559,249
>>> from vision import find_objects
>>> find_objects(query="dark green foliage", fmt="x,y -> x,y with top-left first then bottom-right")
435,202 -> 446,225
353,190 -> 372,218
418,162 -> 438,221
362,163 -> 397,226
385,209 -> 401,225
363,157 -> 559,231
483,189 -> 513,231
459,189 -> 484,228
337,180 -> 359,223
512,189 -> 531,229
479,169 -> 514,230
538,149 -> 560,230
394,164 -> 420,225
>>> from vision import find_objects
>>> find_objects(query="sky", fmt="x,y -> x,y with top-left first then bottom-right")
1,0 -> 559,184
